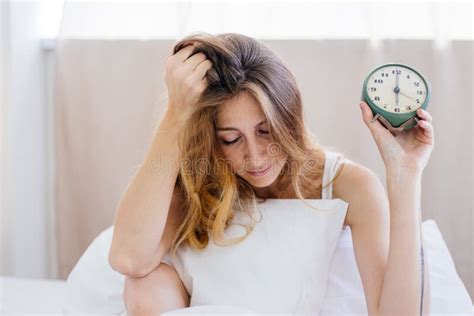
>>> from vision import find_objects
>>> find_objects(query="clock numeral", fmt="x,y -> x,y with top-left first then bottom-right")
405,106 -> 412,111
416,99 -> 420,103
414,82 -> 420,87
374,79 -> 383,83
394,108 -> 400,113
374,96 -> 380,101
417,91 -> 423,95
407,75 -> 410,79
370,87 -> 377,91
381,73 -> 389,77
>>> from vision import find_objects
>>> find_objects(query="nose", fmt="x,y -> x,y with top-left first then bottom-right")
244,137 -> 268,169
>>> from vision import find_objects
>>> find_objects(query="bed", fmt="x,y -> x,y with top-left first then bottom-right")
1,274 -> 472,315
1,220 -> 473,315
0,276 -> 66,315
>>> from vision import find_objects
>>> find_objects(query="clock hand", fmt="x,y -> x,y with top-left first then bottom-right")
394,69 -> 400,106
399,90 -> 416,101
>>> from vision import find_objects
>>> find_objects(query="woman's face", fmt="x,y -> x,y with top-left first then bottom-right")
216,91 -> 287,188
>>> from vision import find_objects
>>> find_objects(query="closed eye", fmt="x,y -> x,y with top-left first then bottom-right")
220,130 -> 269,146
222,137 -> 241,146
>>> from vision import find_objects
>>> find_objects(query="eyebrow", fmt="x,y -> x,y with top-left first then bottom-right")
217,120 -> 267,132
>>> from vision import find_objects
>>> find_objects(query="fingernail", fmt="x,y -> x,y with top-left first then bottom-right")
359,103 -> 364,110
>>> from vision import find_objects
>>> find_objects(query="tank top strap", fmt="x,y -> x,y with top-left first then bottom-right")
321,151 -> 346,199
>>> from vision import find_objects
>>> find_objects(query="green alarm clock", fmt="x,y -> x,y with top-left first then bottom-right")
361,62 -> 431,134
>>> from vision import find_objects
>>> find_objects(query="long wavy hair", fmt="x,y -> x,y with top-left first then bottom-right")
167,32 -> 345,257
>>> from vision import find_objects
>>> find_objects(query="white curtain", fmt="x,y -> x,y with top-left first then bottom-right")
57,1 -> 472,41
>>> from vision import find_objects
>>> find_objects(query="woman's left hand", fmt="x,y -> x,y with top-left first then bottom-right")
359,101 -> 435,173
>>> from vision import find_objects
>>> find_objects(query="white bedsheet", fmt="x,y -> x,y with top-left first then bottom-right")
2,274 -> 473,315
1,220 -> 473,315
0,276 -> 66,315
1,276 -> 473,315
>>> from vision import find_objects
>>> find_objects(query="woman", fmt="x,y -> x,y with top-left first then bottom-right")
109,32 -> 433,315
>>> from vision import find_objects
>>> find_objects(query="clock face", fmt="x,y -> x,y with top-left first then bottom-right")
365,65 -> 428,114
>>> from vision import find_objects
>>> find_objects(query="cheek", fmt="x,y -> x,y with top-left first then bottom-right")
265,140 -> 285,160
272,152 -> 288,171
219,148 -> 242,172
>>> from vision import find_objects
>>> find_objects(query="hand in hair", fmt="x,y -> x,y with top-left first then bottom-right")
164,44 -> 213,124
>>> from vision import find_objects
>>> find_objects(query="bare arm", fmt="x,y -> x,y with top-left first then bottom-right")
358,101 -> 434,314
109,111 -> 183,278
108,43 -> 212,278
377,168 -> 430,315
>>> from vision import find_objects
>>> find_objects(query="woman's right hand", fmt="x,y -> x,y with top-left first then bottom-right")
164,44 -> 212,124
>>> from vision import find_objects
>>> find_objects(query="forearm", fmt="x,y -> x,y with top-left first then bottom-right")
109,109 -> 183,275
377,167 -> 430,315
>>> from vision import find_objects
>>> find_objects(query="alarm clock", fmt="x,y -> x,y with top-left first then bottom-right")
361,63 -> 431,134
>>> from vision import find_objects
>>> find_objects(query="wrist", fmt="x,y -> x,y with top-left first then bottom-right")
386,166 -> 421,199
386,165 -> 423,179
161,108 -> 187,132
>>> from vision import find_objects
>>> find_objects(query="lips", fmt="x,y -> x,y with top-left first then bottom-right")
247,165 -> 271,176
248,166 -> 270,173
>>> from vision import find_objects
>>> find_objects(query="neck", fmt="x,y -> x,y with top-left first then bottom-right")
253,185 -> 280,199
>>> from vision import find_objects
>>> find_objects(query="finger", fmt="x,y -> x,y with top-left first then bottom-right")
416,108 -> 432,123
192,59 -> 213,81
359,101 -> 393,139
196,77 -> 209,95
184,52 -> 207,72
417,119 -> 434,139
174,44 -> 195,62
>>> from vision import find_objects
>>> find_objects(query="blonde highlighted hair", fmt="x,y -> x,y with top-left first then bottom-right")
166,32 -> 345,258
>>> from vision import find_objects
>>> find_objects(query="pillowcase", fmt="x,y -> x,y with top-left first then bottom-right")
62,219 -> 473,315
165,198 -> 349,313
62,225 -> 126,314
320,219 -> 473,315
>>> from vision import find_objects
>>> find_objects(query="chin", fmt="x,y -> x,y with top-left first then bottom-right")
246,177 -> 276,188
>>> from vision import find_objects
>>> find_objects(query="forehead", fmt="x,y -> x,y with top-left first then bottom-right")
216,91 -> 265,126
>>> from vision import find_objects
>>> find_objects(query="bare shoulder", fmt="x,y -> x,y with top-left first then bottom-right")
333,159 -> 385,228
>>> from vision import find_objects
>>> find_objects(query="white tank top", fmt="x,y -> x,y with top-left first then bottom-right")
161,150 -> 349,314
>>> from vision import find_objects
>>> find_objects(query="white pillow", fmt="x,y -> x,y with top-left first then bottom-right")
165,198 -> 348,313
320,219 -> 473,315
63,220 -> 472,315
62,225 -> 126,314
